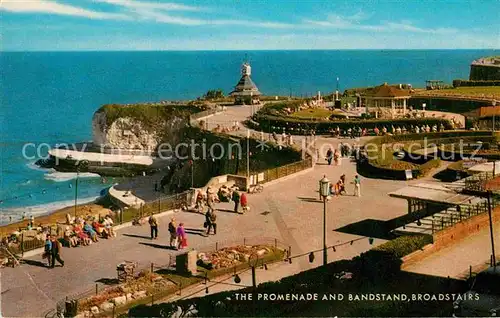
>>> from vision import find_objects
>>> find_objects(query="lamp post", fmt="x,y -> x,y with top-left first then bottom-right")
74,160 -> 89,218
319,175 -> 330,266
487,191 -> 497,269
422,103 -> 426,116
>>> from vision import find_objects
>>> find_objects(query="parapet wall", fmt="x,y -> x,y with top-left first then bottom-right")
470,64 -> 500,81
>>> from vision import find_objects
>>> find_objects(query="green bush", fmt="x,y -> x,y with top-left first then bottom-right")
373,234 -> 433,258
97,103 -> 204,128
253,113 -> 454,134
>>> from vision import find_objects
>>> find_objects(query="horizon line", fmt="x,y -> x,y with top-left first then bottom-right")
1,48 -> 499,53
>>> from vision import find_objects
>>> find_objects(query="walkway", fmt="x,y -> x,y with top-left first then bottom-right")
403,226 -> 500,279
1,137 -> 414,317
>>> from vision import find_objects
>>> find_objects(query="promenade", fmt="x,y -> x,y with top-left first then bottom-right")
3,105 -> 498,317
1,136 -> 413,317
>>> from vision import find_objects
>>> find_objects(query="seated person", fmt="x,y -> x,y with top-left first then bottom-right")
102,215 -> 115,238
73,224 -> 91,246
63,228 -> 79,247
92,219 -> 109,238
218,186 -> 231,202
83,222 -> 99,242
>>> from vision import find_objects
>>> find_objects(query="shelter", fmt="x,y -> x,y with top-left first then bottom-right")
360,83 -> 411,118
230,62 -> 261,105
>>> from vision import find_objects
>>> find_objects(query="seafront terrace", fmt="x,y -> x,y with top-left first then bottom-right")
3,104 -> 500,317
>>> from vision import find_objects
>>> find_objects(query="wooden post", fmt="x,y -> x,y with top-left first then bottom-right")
21,232 -> 24,258
96,283 -> 98,295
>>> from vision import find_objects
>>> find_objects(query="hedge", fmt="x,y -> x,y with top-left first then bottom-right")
253,113 -> 454,135
453,79 -> 500,87
128,234 -> 441,317
359,131 -> 493,180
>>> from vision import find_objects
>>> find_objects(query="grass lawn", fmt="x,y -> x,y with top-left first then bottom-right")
291,108 -> 346,119
413,86 -> 500,99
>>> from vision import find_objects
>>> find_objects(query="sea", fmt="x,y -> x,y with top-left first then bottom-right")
1,49 -> 498,221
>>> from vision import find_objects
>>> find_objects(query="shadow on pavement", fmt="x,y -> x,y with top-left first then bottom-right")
139,242 -> 175,250
96,278 -> 120,285
185,230 -> 208,237
21,259 -> 48,268
297,196 -> 322,203
335,219 -> 397,240
122,233 -> 151,240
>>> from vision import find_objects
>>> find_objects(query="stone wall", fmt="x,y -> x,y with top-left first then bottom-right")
470,64 -> 500,81
402,205 -> 500,269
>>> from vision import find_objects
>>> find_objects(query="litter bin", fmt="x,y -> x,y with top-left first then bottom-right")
64,300 -> 78,317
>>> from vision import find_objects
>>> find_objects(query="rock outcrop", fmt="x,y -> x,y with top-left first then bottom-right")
92,105 -> 188,154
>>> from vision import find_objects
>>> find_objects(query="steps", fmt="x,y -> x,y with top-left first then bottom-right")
392,198 -> 488,236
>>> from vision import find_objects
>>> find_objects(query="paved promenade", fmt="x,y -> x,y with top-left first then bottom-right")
1,136 -> 414,317
403,226 -> 500,279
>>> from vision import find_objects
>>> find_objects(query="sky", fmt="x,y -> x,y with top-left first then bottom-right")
1,0 -> 499,51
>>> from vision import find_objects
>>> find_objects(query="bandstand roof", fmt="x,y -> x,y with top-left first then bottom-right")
389,183 -> 479,205
363,83 -> 411,98
230,75 -> 261,96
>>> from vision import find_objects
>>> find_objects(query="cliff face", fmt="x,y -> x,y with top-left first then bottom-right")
92,104 -> 194,153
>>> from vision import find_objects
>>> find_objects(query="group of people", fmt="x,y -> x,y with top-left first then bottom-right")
147,215 -> 188,250
212,122 -> 241,133
196,185 -> 249,215
329,126 -> 366,139
62,215 -> 116,248
373,123 -> 445,136
43,234 -> 64,268
271,131 -> 294,147
328,174 -> 361,197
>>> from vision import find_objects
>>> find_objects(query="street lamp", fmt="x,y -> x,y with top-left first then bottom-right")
319,175 -> 330,266
422,103 -> 426,116
74,160 -> 89,217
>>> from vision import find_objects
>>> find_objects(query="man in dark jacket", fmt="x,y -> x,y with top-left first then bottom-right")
205,210 -> 217,235
50,236 -> 64,268
232,190 -> 240,214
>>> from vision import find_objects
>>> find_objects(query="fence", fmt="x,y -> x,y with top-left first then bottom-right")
430,196 -> 498,233
258,155 -> 313,184
50,236 -> 289,318
189,106 -> 224,124
111,190 -> 192,225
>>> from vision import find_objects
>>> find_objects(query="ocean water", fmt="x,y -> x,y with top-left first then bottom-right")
1,49 -> 498,219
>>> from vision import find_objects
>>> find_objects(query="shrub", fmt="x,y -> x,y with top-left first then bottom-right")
373,234 -> 433,258
253,113 -> 453,135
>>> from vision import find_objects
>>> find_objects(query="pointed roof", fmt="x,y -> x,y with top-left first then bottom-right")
365,83 -> 411,98
230,75 -> 261,96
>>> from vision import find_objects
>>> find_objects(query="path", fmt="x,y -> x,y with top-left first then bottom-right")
403,226 -> 500,279
1,136 -> 415,317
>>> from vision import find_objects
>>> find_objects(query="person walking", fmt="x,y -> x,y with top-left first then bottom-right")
168,218 -> 177,249
50,236 -> 64,268
149,214 -> 158,240
232,189 -> 241,214
176,223 -> 187,249
240,192 -> 248,213
43,234 -> 52,267
334,149 -> 341,166
326,148 -> 333,165
205,210 -> 217,235
353,175 -> 361,197
340,174 -> 347,195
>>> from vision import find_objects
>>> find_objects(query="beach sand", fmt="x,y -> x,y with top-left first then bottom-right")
0,199 -> 113,237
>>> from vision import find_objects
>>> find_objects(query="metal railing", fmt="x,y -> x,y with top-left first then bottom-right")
53,236 -> 289,317
429,196 -> 498,233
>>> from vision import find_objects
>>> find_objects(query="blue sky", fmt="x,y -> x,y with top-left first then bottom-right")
1,0 -> 499,51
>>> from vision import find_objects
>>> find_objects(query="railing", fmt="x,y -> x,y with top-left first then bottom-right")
258,156 -> 313,184
112,190 -> 192,225
52,236 -> 289,317
189,106 -> 225,124
430,196 -> 498,233
464,171 -> 495,192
